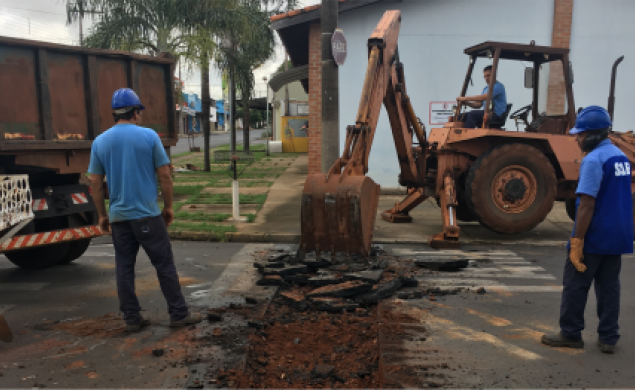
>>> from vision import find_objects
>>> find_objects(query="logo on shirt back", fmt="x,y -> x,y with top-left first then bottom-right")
615,162 -> 631,177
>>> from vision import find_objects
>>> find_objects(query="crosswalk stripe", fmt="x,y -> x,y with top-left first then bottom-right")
415,248 -> 561,293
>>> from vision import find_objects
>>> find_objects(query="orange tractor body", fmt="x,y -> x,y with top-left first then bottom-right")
300,11 -> 634,258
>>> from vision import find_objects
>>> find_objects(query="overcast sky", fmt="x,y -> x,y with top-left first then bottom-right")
0,0 -> 321,101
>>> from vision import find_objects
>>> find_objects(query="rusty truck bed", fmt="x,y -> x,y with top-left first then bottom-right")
0,36 -> 176,166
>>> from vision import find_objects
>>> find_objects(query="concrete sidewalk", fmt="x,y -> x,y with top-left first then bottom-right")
229,155 -> 574,246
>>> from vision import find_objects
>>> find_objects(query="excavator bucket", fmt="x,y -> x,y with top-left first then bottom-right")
300,174 -> 381,258
0,314 -> 13,342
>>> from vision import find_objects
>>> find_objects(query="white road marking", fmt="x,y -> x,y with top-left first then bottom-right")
416,249 -> 561,292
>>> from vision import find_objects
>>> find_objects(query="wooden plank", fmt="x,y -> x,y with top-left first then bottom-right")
84,55 -> 100,140
35,48 -> 53,141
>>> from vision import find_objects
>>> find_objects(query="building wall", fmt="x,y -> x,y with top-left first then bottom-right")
308,21 -> 323,174
568,0 -> 635,131
273,81 -> 308,141
337,0 -> 555,186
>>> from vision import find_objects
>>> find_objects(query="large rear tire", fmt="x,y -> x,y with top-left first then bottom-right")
466,144 -> 557,234
57,238 -> 92,265
4,242 -> 71,269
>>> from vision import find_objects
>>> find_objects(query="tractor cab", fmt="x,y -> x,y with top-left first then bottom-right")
453,41 -> 576,134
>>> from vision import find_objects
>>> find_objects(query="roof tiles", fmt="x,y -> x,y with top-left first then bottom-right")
270,0 -> 347,22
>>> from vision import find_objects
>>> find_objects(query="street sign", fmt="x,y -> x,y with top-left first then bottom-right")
331,28 -> 347,66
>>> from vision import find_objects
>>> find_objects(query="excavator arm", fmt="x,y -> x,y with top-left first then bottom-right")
299,10 -> 460,259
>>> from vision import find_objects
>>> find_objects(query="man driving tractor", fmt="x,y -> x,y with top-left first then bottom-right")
457,65 -> 507,128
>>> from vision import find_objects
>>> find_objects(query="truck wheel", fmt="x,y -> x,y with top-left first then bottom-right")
57,239 -> 92,265
565,198 -> 577,222
466,144 -> 557,234
4,243 -> 71,269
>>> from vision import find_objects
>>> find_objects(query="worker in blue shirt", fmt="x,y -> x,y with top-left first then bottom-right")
88,88 -> 202,332
542,106 -> 633,354
456,65 -> 507,128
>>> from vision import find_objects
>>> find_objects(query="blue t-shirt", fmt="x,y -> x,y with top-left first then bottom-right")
482,82 -> 507,117
88,124 -> 170,222
570,139 -> 633,254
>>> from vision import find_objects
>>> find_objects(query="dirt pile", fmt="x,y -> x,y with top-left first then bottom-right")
229,302 -> 383,388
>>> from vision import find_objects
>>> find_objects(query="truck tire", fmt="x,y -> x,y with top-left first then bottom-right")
4,242 -> 71,269
565,198 -> 577,222
466,144 -> 557,234
57,238 -> 92,265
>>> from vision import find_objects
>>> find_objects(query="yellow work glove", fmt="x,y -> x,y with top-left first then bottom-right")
569,238 -> 587,273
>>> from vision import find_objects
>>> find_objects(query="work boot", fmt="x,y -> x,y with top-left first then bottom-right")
541,333 -> 584,348
125,318 -> 151,332
598,339 -> 616,354
170,312 -> 202,328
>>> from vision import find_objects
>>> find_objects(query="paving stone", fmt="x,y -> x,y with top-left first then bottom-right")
256,275 -> 283,286
308,273 -> 346,287
345,270 -> 383,284
306,280 -> 372,298
262,265 -> 309,276
414,257 -> 469,271
310,297 -> 360,313
355,278 -> 404,305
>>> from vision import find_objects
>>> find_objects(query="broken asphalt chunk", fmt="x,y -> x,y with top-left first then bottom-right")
308,273 -> 346,287
310,297 -> 359,313
400,275 -> 419,287
262,265 -> 309,276
306,280 -> 372,298
282,274 -> 312,285
256,275 -> 283,286
152,348 -> 164,357
355,278 -> 404,305
279,291 -> 309,311
206,313 -> 222,322
345,270 -> 384,284
245,296 -> 259,304
247,321 -> 264,329
415,257 -> 469,271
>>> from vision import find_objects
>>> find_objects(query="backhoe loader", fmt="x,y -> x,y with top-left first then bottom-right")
300,10 -> 634,258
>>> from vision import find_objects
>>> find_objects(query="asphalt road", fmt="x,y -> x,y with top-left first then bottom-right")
0,242 -> 634,388
386,243 -> 635,388
0,238 -> 247,388
171,128 -> 267,156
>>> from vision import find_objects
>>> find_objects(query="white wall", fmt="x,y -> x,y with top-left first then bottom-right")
569,0 -> 635,132
338,0 -> 554,187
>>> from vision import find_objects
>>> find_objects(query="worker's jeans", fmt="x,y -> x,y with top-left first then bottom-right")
459,110 -> 502,128
111,216 -> 189,325
559,252 -> 622,345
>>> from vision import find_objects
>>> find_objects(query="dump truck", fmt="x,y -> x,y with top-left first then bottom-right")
0,36 -> 177,269
300,10 -> 634,257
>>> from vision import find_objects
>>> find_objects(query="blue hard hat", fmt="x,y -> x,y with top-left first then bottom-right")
569,106 -> 612,134
111,88 -> 145,113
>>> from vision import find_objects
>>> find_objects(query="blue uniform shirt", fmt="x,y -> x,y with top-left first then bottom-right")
482,82 -> 507,117
571,139 -> 633,254
88,124 -> 170,222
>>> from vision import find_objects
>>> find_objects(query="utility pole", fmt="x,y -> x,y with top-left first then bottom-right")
263,76 -> 270,156
321,0 -> 340,173
79,16 -> 83,46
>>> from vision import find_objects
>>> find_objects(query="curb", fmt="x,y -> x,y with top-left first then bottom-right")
226,232 -> 300,243
168,231 -> 223,241
169,230 -> 568,247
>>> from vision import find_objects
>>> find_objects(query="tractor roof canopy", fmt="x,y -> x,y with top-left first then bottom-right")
465,41 -> 569,64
